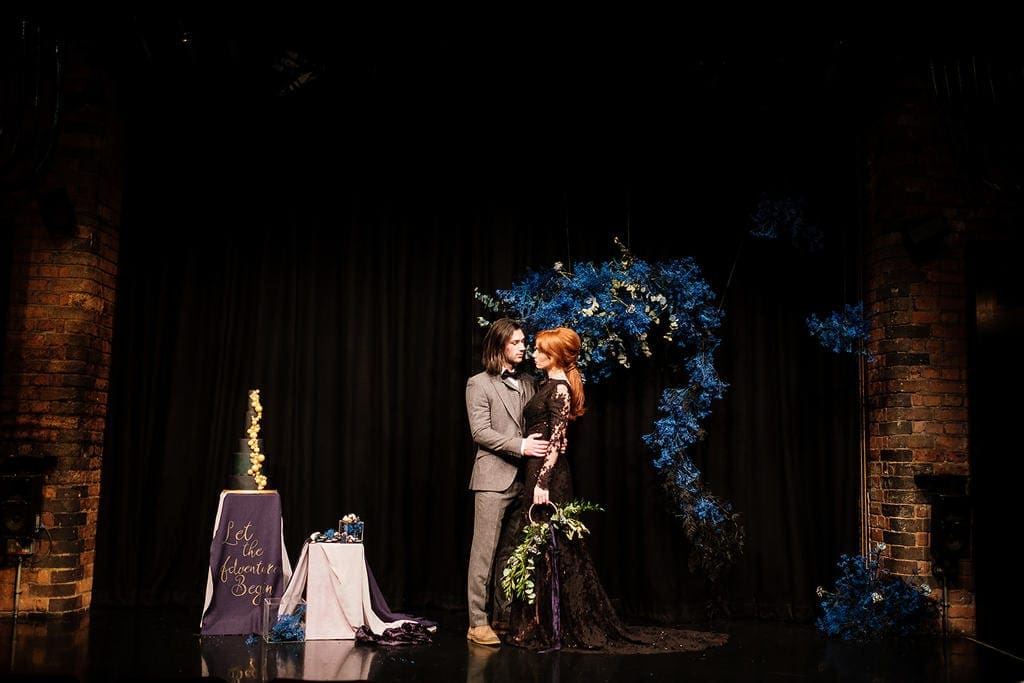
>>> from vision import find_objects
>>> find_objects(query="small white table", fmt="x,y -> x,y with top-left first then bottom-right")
279,541 -> 412,640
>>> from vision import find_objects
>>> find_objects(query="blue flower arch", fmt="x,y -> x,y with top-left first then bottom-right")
475,238 -> 744,584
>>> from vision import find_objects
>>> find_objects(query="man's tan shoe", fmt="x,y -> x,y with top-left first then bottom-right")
466,624 -> 501,646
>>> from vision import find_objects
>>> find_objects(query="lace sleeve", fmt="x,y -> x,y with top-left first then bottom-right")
535,382 -> 571,490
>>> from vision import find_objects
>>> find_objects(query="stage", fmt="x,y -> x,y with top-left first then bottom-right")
1,605 -> 1022,682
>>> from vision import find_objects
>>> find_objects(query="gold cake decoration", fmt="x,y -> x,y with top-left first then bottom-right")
247,389 -> 268,490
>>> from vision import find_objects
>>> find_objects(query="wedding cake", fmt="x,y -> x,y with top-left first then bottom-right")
228,389 -> 269,491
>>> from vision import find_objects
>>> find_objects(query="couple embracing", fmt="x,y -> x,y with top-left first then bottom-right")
464,318 -> 637,651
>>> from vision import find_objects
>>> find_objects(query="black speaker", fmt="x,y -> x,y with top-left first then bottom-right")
0,474 -> 42,540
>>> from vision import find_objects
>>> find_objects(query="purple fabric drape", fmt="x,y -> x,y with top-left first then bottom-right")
541,526 -> 562,653
365,562 -> 437,629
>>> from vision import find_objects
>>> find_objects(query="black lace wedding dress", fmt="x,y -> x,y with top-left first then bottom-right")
506,378 -> 729,654
503,376 -> 729,655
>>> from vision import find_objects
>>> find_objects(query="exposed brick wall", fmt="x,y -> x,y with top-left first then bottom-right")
0,40 -> 121,616
863,81 -> 975,635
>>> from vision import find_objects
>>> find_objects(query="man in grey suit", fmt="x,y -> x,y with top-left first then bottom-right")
465,318 -> 550,646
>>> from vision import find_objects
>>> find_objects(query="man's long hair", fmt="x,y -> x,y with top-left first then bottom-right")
481,318 -> 521,375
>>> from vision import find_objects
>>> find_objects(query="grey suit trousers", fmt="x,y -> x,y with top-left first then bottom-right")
467,481 -> 522,627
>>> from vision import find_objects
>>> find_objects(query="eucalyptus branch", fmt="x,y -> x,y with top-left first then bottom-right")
501,500 -> 604,605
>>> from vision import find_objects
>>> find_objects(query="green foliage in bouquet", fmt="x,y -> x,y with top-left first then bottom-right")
501,499 -> 604,605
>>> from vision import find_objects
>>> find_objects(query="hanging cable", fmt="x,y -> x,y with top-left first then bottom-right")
624,186 -> 631,251
717,232 -> 745,314
563,190 -> 571,271
1,18 -> 64,181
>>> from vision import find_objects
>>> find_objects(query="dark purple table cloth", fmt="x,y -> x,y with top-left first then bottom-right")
200,490 -> 292,635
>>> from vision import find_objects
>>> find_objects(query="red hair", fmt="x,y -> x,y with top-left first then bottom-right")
535,327 -> 585,419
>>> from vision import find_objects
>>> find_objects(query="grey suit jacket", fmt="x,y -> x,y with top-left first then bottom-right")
466,370 -> 537,492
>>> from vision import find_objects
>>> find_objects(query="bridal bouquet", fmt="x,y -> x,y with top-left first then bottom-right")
501,499 -> 604,605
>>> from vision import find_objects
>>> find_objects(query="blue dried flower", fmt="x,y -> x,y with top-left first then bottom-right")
269,603 -> 306,642
816,543 -> 938,641
806,302 -> 873,358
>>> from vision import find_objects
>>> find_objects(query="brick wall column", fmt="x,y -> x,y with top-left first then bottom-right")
0,38 -> 121,616
863,79 -> 974,635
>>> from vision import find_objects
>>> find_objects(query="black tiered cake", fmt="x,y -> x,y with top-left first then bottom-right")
227,389 -> 268,490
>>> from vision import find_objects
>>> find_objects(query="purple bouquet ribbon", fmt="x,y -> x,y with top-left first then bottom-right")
543,523 -> 563,652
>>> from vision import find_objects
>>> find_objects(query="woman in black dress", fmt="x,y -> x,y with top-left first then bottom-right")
505,326 -> 730,656
507,326 -> 638,651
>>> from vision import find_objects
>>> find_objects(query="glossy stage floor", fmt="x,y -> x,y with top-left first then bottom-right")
1,605 -> 1023,682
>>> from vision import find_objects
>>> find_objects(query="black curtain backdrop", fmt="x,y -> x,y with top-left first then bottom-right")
93,27 -> 864,624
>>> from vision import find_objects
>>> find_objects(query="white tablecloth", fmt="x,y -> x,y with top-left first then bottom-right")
279,542 -> 413,640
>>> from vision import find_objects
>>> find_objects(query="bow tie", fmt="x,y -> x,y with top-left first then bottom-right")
501,369 -> 519,380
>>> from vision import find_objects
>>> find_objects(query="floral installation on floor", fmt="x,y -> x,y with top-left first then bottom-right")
815,542 -> 938,642
476,237 -> 742,586
501,499 -> 604,604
